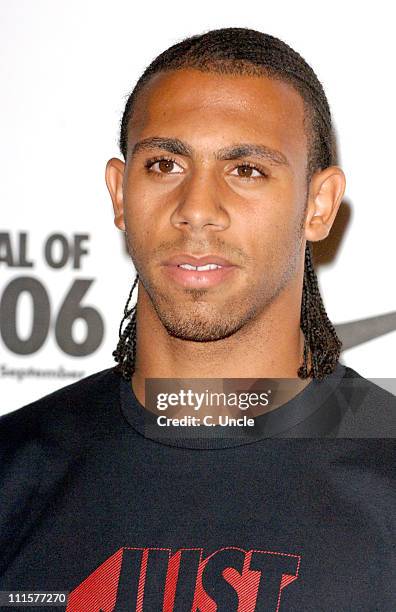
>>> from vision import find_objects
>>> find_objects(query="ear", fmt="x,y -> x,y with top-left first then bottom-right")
304,166 -> 346,241
105,158 -> 126,231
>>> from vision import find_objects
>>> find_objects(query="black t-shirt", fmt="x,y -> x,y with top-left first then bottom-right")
0,362 -> 395,611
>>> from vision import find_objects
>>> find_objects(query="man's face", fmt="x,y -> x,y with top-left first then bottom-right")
119,68 -> 309,342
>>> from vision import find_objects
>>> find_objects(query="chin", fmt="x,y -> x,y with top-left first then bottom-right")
158,306 -> 248,343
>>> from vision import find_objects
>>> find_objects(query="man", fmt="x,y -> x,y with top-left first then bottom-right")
0,27 -> 395,611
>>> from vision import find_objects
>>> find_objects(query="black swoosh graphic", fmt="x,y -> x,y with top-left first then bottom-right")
335,311 -> 396,350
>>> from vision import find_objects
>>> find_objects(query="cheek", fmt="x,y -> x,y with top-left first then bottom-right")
249,180 -> 302,236
123,187 -> 172,269
124,166 -> 174,228
246,186 -> 305,269
122,191 -> 149,261
123,173 -> 155,236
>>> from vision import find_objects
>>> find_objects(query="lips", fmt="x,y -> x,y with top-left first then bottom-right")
162,254 -> 235,268
160,253 -> 239,289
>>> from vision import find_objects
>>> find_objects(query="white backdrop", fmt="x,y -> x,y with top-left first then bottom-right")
1,0 -> 395,416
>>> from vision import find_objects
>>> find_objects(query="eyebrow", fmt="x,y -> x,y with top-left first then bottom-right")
130,136 -> 290,167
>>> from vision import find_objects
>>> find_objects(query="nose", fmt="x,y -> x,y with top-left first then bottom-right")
170,167 -> 230,234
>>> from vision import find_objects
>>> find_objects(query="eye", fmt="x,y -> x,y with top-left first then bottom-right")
145,156 -> 183,175
230,163 -> 268,179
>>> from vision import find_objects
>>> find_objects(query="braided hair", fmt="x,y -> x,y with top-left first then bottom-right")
113,27 -> 342,381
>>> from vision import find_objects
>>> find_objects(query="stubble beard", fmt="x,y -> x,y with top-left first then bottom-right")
130,253 -> 301,344
125,208 -> 305,344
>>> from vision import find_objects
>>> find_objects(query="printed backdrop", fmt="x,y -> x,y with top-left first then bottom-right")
1,0 -> 395,415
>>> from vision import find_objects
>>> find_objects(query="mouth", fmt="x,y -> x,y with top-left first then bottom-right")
161,264 -> 238,288
161,253 -> 239,289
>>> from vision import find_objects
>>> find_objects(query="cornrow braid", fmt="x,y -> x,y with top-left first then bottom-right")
113,27 -> 342,381
112,274 -> 139,380
298,242 -> 342,379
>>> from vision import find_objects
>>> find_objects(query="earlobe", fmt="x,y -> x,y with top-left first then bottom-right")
105,158 -> 126,231
305,166 -> 346,242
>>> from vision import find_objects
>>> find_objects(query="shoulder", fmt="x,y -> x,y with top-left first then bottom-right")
0,367 -> 123,533
0,367 -> 123,573
0,366 -> 122,449
336,365 -> 396,437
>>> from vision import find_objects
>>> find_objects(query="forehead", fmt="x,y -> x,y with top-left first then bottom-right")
128,68 -> 307,163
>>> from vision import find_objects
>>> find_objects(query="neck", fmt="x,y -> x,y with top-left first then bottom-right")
130,274 -> 310,407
